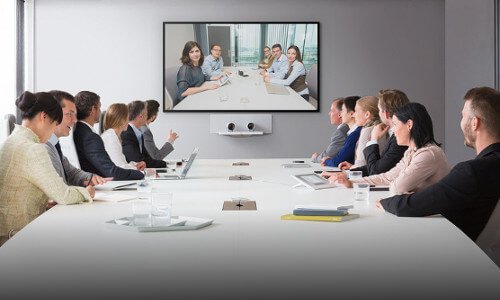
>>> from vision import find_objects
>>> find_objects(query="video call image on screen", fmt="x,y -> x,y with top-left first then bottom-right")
163,22 -> 319,112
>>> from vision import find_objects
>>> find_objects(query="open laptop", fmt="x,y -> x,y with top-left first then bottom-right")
155,148 -> 199,180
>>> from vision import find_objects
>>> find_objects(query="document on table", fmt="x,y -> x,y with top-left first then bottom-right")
93,192 -> 137,202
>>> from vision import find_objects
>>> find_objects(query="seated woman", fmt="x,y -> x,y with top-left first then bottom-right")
327,102 -> 449,195
176,41 -> 222,103
264,45 -> 309,100
101,103 -> 146,171
141,100 -> 178,160
0,91 -> 92,246
342,96 -> 387,169
321,96 -> 362,167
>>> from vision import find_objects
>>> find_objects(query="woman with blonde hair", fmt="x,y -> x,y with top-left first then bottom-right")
101,103 -> 146,171
342,96 -> 387,169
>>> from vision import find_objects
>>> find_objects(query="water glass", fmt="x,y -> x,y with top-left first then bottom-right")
137,179 -> 153,201
151,192 -> 173,226
132,199 -> 151,226
353,183 -> 370,201
218,90 -> 229,102
348,170 -> 363,180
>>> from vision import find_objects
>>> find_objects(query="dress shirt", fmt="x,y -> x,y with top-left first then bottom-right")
267,54 -> 288,79
269,60 -> 309,95
130,124 -> 143,152
201,54 -> 224,77
353,143 -> 449,195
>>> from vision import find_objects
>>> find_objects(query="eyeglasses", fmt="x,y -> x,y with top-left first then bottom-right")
212,48 -> 222,52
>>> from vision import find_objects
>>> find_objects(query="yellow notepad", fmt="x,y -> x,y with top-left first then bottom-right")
281,214 -> 360,222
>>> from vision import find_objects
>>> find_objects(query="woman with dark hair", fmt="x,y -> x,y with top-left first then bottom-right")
176,41 -> 222,103
331,102 -> 449,195
264,45 -> 309,100
0,91 -> 92,246
140,99 -> 178,160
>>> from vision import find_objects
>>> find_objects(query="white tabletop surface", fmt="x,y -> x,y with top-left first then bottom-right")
173,67 -> 316,111
0,159 -> 499,299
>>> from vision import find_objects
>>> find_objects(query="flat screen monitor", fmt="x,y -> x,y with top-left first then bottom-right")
163,22 -> 319,112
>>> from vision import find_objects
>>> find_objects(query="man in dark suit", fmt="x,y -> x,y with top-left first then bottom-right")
121,101 -> 167,168
378,87 -> 500,241
340,89 -> 410,176
73,91 -> 144,180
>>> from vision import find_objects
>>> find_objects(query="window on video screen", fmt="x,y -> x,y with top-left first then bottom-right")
163,22 -> 319,112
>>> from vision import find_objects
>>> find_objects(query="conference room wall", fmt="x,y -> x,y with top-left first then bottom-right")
33,0 -> 445,159
444,0 -> 496,166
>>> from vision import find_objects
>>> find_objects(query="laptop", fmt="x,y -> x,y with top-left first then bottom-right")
265,82 -> 290,95
155,148 -> 199,180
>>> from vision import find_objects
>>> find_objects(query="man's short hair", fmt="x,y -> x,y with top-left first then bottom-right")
75,91 -> 100,120
378,89 -> 410,117
145,99 -> 160,120
271,44 -> 282,51
332,98 -> 344,111
49,90 -> 75,107
263,46 -> 270,51
464,87 -> 500,139
210,44 -> 221,50
128,100 -> 146,121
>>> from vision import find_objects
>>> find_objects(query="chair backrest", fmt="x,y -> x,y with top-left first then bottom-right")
0,114 -> 16,144
476,198 -> 500,267
59,130 -> 81,169
98,110 -> 106,134
165,66 -> 181,108
305,64 -> 318,100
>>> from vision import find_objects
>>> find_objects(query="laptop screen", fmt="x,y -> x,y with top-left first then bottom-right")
180,148 -> 199,177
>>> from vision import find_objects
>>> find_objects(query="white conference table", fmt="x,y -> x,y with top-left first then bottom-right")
0,159 -> 499,299
173,67 -> 316,111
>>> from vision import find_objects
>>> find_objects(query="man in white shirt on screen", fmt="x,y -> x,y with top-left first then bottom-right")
260,43 -> 288,79
201,44 -> 230,77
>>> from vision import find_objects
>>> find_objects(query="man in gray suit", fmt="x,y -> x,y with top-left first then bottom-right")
311,98 -> 349,163
45,91 -> 107,191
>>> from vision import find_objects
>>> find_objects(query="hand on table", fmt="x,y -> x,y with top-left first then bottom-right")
338,161 -> 352,170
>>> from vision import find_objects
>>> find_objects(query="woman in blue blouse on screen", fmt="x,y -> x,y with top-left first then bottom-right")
264,45 -> 310,100
176,41 -> 222,103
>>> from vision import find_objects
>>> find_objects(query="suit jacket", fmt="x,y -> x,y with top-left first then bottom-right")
44,140 -> 92,187
380,142 -> 500,241
352,134 -> 408,176
121,125 -> 167,168
313,123 -> 349,163
73,122 -> 144,180
142,126 -> 174,160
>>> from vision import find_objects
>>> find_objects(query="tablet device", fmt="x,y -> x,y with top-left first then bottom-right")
291,174 -> 337,190
218,74 -> 230,86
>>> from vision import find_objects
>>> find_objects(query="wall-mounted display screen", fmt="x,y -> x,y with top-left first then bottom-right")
163,22 -> 319,112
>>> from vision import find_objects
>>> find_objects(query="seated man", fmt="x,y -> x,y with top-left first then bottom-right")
73,91 -> 144,180
201,44 -> 229,77
121,101 -> 167,168
378,87 -> 500,241
341,89 -> 410,175
45,90 -> 107,187
258,46 -> 274,69
311,98 -> 349,163
260,43 -> 288,79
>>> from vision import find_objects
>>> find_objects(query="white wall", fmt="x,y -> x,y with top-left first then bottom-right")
0,0 -> 17,120
165,24 -> 194,68
445,0 -> 496,166
33,0 -> 446,158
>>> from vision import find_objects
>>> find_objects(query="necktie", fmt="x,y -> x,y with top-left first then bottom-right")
54,142 -> 67,181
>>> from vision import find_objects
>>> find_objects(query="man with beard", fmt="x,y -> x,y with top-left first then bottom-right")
377,87 -> 500,242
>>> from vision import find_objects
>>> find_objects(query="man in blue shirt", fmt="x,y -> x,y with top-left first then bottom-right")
260,43 -> 288,80
201,44 -> 230,77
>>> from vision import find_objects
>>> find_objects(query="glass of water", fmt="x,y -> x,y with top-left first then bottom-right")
218,90 -> 229,102
137,179 -> 153,201
348,171 -> 363,180
353,183 -> 370,201
151,192 -> 173,226
132,199 -> 152,226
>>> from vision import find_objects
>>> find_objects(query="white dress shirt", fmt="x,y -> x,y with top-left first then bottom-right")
101,129 -> 137,170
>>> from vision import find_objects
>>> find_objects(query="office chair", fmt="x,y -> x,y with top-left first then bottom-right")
476,198 -> 500,267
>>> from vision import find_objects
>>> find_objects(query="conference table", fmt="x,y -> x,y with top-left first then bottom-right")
0,159 -> 499,299
173,67 -> 316,111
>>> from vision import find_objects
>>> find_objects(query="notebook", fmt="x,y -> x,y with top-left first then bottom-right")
265,83 -> 290,95
154,148 -> 199,180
